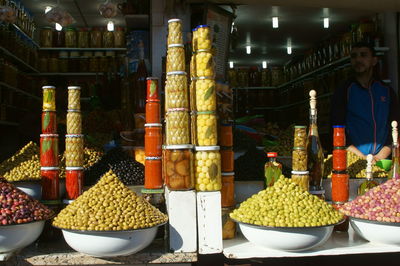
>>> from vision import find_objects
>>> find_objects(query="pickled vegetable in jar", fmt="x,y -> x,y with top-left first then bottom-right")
65,167 -> 83,200
40,134 -> 59,167
292,147 -> 307,171
294,125 -> 307,148
166,110 -> 190,145
333,147 -> 347,171
103,31 -> 114,48
219,124 -> 233,147
65,28 -> 77,48
41,167 -> 60,200
167,44 -> 185,72
331,171 -> 349,203
146,77 -> 160,102
114,27 -> 125,48
168,18 -> 183,45
66,111 -> 82,135
165,71 -> 188,110
190,53 -> 196,78
190,111 -> 197,145
195,77 -> 216,112
53,29 -> 65,47
221,172 -> 235,207
145,123 -> 162,157
333,125 -> 346,147
42,111 -> 57,134
40,27 -> 53,47
145,157 -> 163,189
65,134 -> 84,167
90,27 -> 102,48
195,50 -> 214,77
264,152 -> 282,187
68,86 -> 81,110
196,111 -> 217,146
145,102 -> 160,123
163,145 -> 194,190
42,86 -> 56,111
194,146 -> 221,191
78,28 -> 89,48
190,78 -> 197,111
196,25 -> 212,50
291,170 -> 309,191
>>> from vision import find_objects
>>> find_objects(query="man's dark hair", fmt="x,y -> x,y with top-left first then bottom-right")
351,41 -> 376,56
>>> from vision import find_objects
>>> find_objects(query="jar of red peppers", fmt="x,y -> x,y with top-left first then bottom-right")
145,102 -> 160,124
146,77 -> 160,102
40,134 -> 59,167
42,111 -> 57,134
145,157 -> 163,189
65,167 -> 84,200
145,123 -> 162,157
333,125 -> 346,147
219,124 -> 233,147
41,167 -> 60,200
333,147 -> 347,171
331,170 -> 349,203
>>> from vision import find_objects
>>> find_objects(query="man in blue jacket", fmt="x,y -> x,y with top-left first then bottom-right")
331,42 -> 399,162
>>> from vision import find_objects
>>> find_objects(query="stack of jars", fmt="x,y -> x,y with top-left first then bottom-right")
65,86 -> 84,200
291,125 -> 309,191
144,78 -> 163,189
40,86 -> 59,201
163,18 -> 194,191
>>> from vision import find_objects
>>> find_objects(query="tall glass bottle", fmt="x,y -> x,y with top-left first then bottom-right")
264,152 -> 282,187
306,90 -> 324,191
388,121 -> 400,179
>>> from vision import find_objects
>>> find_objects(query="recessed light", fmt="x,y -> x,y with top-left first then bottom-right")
262,61 -> 267,69
107,21 -> 114,31
246,45 -> 251,54
55,23 -> 62,31
287,46 -> 292,55
272,17 -> 279,28
45,6 -> 52,14
323,18 -> 329,29
229,61 -> 234,69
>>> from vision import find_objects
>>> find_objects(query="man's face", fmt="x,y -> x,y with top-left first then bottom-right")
350,47 -> 377,74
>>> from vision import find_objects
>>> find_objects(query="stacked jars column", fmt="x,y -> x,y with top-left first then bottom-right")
163,145 -> 194,190
291,126 -> 308,189
332,125 -> 348,205
65,134 -> 84,167
165,72 -> 189,111
167,19 -> 183,45
65,167 -> 84,200
194,146 -> 221,191
146,77 -> 161,123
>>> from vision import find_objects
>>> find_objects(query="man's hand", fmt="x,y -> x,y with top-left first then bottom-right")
373,146 -> 391,162
347,145 -> 366,159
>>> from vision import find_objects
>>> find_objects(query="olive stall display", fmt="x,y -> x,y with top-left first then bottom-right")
165,71 -> 189,110
194,146 -> 222,191
195,77 -> 216,112
230,176 -> 344,227
163,145 -> 194,190
53,170 -> 168,231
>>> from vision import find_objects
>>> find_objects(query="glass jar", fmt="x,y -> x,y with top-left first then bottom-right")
196,77 -> 216,112
41,167 -> 60,200
40,27 -> 53,47
59,56 -> 68,72
146,77 -> 160,102
196,111 -> 217,146
333,147 -> 347,171
333,125 -> 346,147
144,123 -> 162,157
40,134 -> 59,167
196,25 -> 212,50
167,44 -> 185,72
146,102 -> 160,124
145,157 -> 162,189
42,111 -> 57,134
66,111 -> 82,135
264,152 -> 282,187
220,147 -> 234,172
42,86 -> 56,111
195,50 -> 214,77
79,56 -> 89,72
292,147 -> 307,171
331,171 -> 349,203
165,71 -> 188,110
163,145 -> 194,190
65,134 -> 84,167
221,172 -> 235,207
90,27 -> 102,48
65,28 -> 77,48
167,19 -> 183,45
77,28 -> 89,48
65,167 -> 84,200
53,30 -> 65,47
103,30 -> 114,48
219,124 -> 233,147
165,110 -> 190,145
237,68 -> 249,87
194,146 -> 221,191
48,57 -> 59,73
291,171 -> 309,191
114,27 -> 125,48
294,125 -> 307,148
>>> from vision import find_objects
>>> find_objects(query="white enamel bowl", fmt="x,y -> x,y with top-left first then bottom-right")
0,220 -> 45,253
12,181 -> 42,200
349,217 -> 400,245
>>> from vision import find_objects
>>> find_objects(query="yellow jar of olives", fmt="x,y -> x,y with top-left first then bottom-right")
167,18 -> 183,45
196,111 -> 218,146
195,77 -> 216,112
195,50 -> 214,77
196,25 -> 212,50
167,44 -> 185,72
292,147 -> 307,171
291,170 -> 309,191
294,125 -> 307,148
165,109 -> 190,145
195,145 -> 221,191
165,71 -> 188,110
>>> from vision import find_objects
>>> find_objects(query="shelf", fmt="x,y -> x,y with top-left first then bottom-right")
11,23 -> 39,47
125,14 -> 150,28
0,82 -> 41,101
0,47 -> 39,73
32,73 -> 105,76
374,47 -> 389,52
39,48 -> 127,51
232,87 -> 277,90
0,121 -> 19,126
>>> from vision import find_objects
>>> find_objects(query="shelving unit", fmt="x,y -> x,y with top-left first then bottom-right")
10,23 -> 39,47
0,82 -> 40,101
0,47 -> 39,73
39,48 -> 127,51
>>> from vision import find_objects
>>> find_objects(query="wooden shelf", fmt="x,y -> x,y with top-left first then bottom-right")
39,48 -> 127,51
0,82 -> 40,101
0,121 -> 19,126
0,47 -> 39,73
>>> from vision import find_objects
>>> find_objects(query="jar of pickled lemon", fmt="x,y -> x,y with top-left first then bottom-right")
167,44 -> 185,72
165,109 -> 190,145
196,77 -> 216,112
168,18 -> 183,45
196,111 -> 217,146
196,25 -> 212,50
195,50 -> 215,77
195,146 -> 221,191
165,71 -> 189,110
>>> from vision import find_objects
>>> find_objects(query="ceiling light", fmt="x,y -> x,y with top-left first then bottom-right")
45,6 -> 52,14
246,45 -> 251,54
272,17 -> 279,28
229,61 -> 234,69
323,17 -> 329,28
107,21 -> 114,31
262,61 -> 267,69
287,46 -> 292,55
55,23 -> 62,31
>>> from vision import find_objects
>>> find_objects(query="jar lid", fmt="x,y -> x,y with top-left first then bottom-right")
145,156 -> 162,160
291,170 -> 309,175
196,49 -> 212,53
63,199 -> 75,204
67,109 -> 81,113
167,71 -> 187,76
65,167 -> 84,171
333,146 -> 347,150
146,77 -> 159,80
166,108 -> 189,112
66,134 -> 84,138
197,76 -> 214,80
267,152 -> 278,157
42,86 -> 55,89
41,167 -> 60,171
197,25 -> 210,29
309,190 -> 326,195
333,125 -> 346,128
197,111 -> 216,115
293,147 -> 306,150
192,27 -> 198,32
168,44 -> 184,48
40,134 -> 59,137
332,170 -> 348,175
191,77 -> 198,81
168,18 -> 182,23
68,86 -> 81,90
164,144 -> 193,150
195,146 -> 220,151
222,172 -> 235,176
332,201 -> 347,205
294,125 -> 307,129
144,123 -> 162,127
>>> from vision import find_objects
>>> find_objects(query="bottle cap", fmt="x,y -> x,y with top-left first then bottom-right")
267,152 -> 278,157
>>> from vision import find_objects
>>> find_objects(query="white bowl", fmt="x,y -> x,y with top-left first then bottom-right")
60,224 -> 163,257
350,217 -> 400,245
0,221 -> 45,253
237,220 -> 339,251
12,181 -> 42,200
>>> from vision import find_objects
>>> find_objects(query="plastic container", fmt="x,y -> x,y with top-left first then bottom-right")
42,86 -> 56,111
163,145 -> 194,190
146,77 -> 160,102
145,102 -> 160,123
333,147 -> 347,171
41,167 -> 60,200
194,146 -> 221,191
165,71 -> 188,110
165,110 -> 190,145
331,171 -> 349,203
65,167 -> 84,200
221,172 -> 235,207
66,111 -> 82,135
333,125 -> 346,147
220,147 -> 234,172
195,77 -> 216,112
145,157 -> 163,189
167,44 -> 185,72
294,125 -> 307,148
195,50 -> 214,77
167,19 -> 183,45
292,147 -> 307,171
196,25 -> 212,50
65,134 -> 84,167
42,111 -> 57,134
196,111 -> 217,146
40,134 -> 59,167
68,86 -> 81,110
291,170 -> 309,191
144,123 -> 162,157
219,124 -> 233,146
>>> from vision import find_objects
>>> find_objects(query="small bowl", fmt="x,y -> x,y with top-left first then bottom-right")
0,220 -> 45,253
58,223 -> 164,257
12,181 -> 42,200
376,159 -> 392,171
235,219 -> 342,251
349,216 -> 400,245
